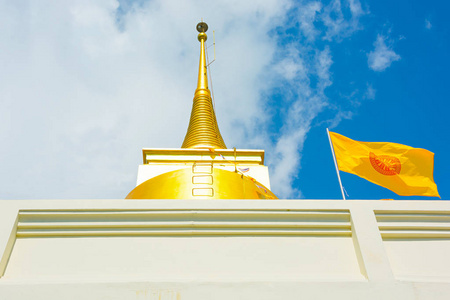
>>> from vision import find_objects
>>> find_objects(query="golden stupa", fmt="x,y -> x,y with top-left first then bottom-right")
126,22 -> 277,200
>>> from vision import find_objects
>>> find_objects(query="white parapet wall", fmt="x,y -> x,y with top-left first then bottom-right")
0,199 -> 449,299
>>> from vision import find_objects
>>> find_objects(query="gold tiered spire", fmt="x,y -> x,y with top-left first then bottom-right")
126,22 -> 277,200
181,22 -> 227,149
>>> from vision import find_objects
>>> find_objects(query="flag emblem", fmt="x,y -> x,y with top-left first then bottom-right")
369,152 -> 401,176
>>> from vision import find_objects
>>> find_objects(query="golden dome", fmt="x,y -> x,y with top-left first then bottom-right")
126,167 -> 277,200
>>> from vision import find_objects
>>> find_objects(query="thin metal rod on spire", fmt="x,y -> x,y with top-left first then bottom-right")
234,147 -> 237,173
205,45 -> 216,110
327,128 -> 346,200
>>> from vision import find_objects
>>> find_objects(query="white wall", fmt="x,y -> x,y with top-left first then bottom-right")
0,199 -> 449,299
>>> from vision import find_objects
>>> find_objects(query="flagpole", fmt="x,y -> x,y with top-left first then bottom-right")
327,128 -> 346,200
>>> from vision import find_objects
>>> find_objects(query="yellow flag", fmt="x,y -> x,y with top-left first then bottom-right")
329,131 -> 440,197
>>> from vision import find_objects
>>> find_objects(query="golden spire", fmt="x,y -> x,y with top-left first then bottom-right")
181,22 -> 227,149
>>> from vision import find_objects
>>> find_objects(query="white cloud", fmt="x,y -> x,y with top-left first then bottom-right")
425,19 -> 432,30
364,83 -> 376,100
327,110 -> 353,129
290,0 -> 366,43
323,82 -> 374,129
267,45 -> 333,197
321,0 -> 366,41
297,1 -> 322,41
0,0 -> 370,199
367,34 -> 400,72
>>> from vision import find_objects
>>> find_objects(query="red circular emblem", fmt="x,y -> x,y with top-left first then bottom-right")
369,152 -> 401,176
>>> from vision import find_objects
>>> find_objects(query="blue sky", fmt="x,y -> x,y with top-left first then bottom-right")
297,0 -> 449,199
0,0 -> 448,200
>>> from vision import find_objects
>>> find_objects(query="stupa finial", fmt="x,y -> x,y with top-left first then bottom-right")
181,22 -> 226,149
